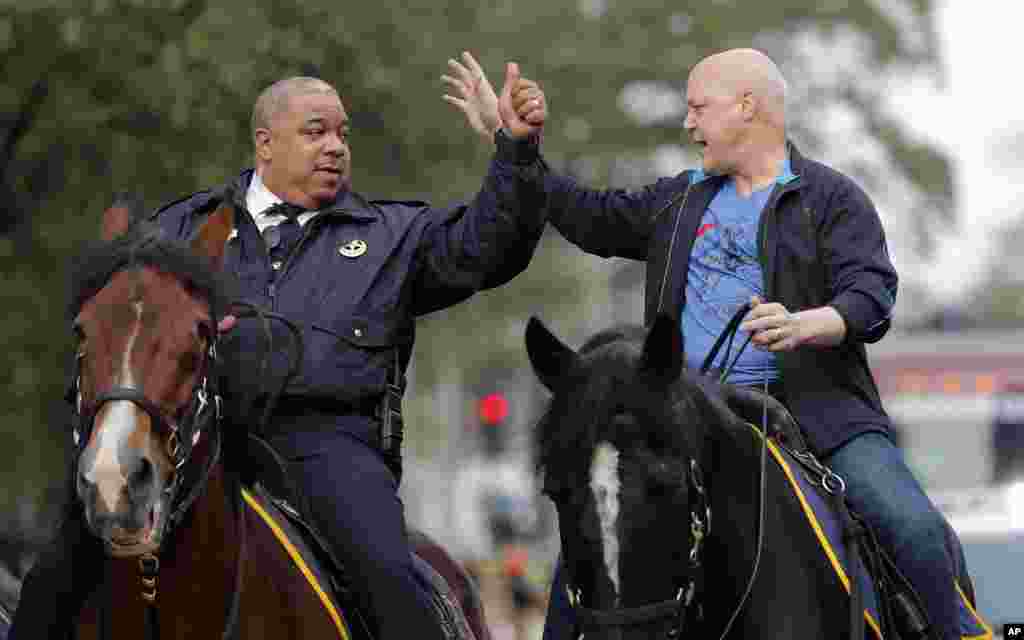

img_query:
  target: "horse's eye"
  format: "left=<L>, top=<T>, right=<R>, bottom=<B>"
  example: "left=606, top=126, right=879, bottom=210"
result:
left=72, top=324, right=87, bottom=354
left=543, top=486, right=571, bottom=504
left=646, top=461, right=682, bottom=495
left=196, top=321, right=213, bottom=343
left=180, top=348, right=202, bottom=373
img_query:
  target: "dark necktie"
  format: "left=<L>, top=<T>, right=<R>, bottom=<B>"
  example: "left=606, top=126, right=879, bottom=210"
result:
left=261, top=202, right=305, bottom=269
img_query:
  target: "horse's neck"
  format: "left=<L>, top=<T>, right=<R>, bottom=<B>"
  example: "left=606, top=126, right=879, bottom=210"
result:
left=704, top=419, right=770, bottom=575
left=168, top=462, right=238, bottom=566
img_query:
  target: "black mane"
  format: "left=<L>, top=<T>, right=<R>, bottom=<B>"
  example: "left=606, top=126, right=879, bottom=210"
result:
left=69, top=221, right=234, bottom=321
left=534, top=324, right=715, bottom=484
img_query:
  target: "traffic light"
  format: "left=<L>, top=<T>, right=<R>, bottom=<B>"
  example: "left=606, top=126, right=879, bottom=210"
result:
left=478, top=392, right=509, bottom=426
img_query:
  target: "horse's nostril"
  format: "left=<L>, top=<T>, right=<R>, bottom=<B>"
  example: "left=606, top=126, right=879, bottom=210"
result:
left=129, top=457, right=155, bottom=489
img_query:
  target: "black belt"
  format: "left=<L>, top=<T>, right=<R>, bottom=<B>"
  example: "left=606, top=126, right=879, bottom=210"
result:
left=263, top=395, right=379, bottom=419
left=257, top=392, right=404, bottom=482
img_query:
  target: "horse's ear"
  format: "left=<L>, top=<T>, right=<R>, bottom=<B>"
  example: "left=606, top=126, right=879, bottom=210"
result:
left=190, top=204, right=235, bottom=269
left=101, top=193, right=152, bottom=241
left=640, top=312, right=683, bottom=384
left=526, top=317, right=579, bottom=391
left=100, top=197, right=136, bottom=241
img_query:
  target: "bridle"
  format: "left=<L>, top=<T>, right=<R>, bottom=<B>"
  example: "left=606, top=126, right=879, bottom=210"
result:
left=557, top=303, right=765, bottom=640
left=71, top=325, right=224, bottom=541
left=70, top=289, right=304, bottom=640
left=560, top=459, right=711, bottom=639
left=71, top=318, right=229, bottom=640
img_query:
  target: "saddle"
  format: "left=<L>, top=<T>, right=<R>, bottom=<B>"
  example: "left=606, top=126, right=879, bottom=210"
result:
left=766, top=430, right=989, bottom=640
left=241, top=433, right=476, bottom=640
left=706, top=306, right=988, bottom=640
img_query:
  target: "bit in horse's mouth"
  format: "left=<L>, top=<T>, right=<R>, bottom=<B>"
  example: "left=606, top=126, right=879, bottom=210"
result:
left=143, top=502, right=161, bottom=542
left=106, top=504, right=160, bottom=554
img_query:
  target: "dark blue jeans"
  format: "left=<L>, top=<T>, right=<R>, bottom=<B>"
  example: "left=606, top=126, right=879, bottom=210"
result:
left=825, top=432, right=963, bottom=640
left=541, top=432, right=965, bottom=640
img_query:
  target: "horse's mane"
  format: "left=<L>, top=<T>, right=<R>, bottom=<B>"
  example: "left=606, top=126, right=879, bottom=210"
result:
left=69, top=220, right=234, bottom=320
left=534, top=324, right=714, bottom=483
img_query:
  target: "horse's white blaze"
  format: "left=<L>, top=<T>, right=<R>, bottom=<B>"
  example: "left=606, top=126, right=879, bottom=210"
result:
left=590, top=442, right=621, bottom=600
left=86, top=300, right=144, bottom=514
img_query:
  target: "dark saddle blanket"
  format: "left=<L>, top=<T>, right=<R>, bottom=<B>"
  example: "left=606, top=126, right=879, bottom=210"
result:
left=241, top=435, right=476, bottom=640
left=763, top=432, right=992, bottom=640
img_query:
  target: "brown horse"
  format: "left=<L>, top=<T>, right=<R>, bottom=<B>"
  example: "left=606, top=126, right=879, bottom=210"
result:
left=69, top=202, right=489, bottom=639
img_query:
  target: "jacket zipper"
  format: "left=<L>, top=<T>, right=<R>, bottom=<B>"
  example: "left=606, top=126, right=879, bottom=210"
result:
left=756, top=179, right=802, bottom=301
left=655, top=183, right=693, bottom=315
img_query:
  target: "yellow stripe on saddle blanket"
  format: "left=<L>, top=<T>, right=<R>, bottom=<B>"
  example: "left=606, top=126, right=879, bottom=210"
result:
left=748, top=424, right=992, bottom=640
left=241, top=485, right=352, bottom=640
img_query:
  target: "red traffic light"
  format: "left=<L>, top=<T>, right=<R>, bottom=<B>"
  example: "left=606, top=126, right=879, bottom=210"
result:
left=478, top=393, right=509, bottom=425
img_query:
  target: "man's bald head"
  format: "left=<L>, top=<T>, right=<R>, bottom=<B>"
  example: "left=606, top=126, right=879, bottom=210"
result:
left=251, top=77, right=340, bottom=139
left=690, top=48, right=787, bottom=129
left=683, top=49, right=789, bottom=181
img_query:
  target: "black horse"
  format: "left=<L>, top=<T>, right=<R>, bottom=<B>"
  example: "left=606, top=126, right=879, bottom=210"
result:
left=526, top=313, right=887, bottom=640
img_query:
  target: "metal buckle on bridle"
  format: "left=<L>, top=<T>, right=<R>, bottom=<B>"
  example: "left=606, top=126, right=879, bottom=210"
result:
left=689, top=459, right=710, bottom=564
left=139, top=553, right=160, bottom=603
left=566, top=584, right=582, bottom=608
left=72, top=374, right=83, bottom=447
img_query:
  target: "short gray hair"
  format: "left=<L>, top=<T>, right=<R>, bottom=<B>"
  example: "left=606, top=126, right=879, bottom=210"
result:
left=251, top=77, right=339, bottom=137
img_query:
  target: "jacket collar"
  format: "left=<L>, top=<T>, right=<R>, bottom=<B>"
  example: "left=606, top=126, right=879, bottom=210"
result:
left=687, top=141, right=802, bottom=189
left=228, top=169, right=378, bottom=222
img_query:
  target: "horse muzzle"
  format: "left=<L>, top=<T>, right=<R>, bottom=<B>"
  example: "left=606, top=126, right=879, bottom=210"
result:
left=78, top=471, right=169, bottom=557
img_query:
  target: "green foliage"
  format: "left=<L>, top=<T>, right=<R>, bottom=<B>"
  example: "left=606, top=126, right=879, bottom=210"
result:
left=0, top=0, right=946, bottom=524
left=969, top=220, right=1024, bottom=327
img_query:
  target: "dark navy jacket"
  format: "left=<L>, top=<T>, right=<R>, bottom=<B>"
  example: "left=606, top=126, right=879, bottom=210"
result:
left=152, top=135, right=546, bottom=452
left=537, top=144, right=898, bottom=455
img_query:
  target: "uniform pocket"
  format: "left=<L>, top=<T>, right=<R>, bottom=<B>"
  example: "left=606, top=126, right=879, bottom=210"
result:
left=298, top=314, right=410, bottom=401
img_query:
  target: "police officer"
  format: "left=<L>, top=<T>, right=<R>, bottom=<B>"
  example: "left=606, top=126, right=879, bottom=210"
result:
left=12, top=66, right=549, bottom=639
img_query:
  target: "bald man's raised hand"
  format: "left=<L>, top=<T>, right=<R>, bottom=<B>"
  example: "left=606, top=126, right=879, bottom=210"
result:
left=499, top=62, right=546, bottom=139
left=442, top=51, right=502, bottom=145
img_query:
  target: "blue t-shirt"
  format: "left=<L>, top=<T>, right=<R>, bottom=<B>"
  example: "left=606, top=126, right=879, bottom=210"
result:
left=681, top=162, right=795, bottom=386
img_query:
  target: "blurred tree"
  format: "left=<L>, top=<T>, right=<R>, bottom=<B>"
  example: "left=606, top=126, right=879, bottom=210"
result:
left=967, top=217, right=1024, bottom=327
left=0, top=0, right=948, bottom=527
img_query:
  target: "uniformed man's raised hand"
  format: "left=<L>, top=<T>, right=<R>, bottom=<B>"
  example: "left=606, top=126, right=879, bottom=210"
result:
left=499, top=62, right=546, bottom=139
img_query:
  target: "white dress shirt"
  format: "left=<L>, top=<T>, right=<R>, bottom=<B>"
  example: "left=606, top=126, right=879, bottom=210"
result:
left=245, top=172, right=319, bottom=234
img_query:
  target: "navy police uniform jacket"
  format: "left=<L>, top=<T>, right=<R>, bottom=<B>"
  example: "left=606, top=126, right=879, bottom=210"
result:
left=535, top=143, right=899, bottom=456
left=152, top=134, right=546, bottom=455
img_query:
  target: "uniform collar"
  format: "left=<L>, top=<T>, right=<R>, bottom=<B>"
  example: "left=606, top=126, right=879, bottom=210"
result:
left=246, top=172, right=321, bottom=233
left=236, top=169, right=377, bottom=230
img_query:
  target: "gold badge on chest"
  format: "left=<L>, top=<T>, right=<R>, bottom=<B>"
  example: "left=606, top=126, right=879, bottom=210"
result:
left=339, top=239, right=367, bottom=258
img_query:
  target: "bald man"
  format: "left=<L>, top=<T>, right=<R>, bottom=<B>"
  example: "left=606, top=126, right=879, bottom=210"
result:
left=446, top=49, right=975, bottom=640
